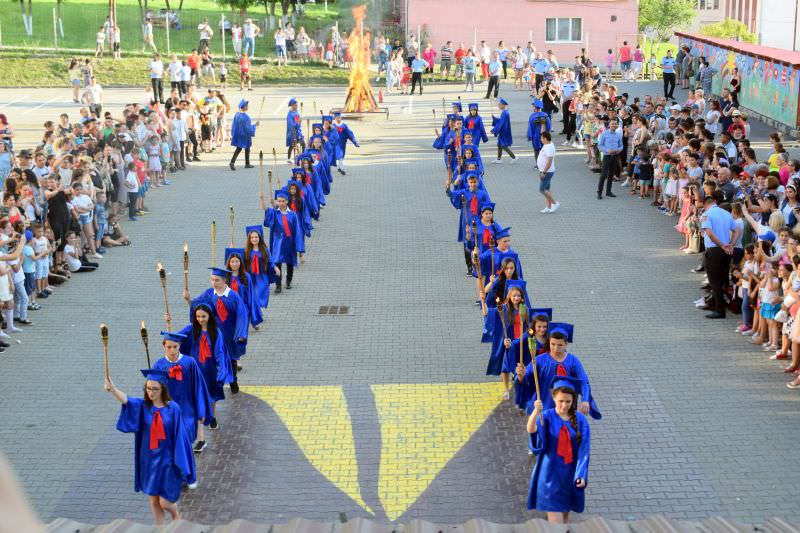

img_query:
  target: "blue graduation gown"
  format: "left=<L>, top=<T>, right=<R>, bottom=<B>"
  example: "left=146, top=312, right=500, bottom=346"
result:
left=479, top=247, right=524, bottom=286
left=491, top=109, right=513, bottom=147
left=264, top=207, right=305, bottom=266
left=517, top=352, right=602, bottom=419
left=152, top=355, right=213, bottom=442
left=450, top=189, right=491, bottom=243
left=280, top=188, right=314, bottom=237
left=178, top=325, right=233, bottom=403
left=528, top=409, right=590, bottom=513
left=484, top=305, right=524, bottom=375
left=507, top=333, right=548, bottom=408
left=116, top=398, right=195, bottom=502
left=197, top=287, right=249, bottom=360
left=230, top=111, right=256, bottom=149
left=228, top=272, right=263, bottom=327
left=333, top=122, right=359, bottom=159
left=321, top=130, right=339, bottom=168
left=245, top=249, right=276, bottom=309
left=481, top=279, right=532, bottom=341
left=526, top=111, right=551, bottom=151
left=465, top=114, right=489, bottom=144
left=470, top=221, right=502, bottom=255
left=286, top=110, right=304, bottom=147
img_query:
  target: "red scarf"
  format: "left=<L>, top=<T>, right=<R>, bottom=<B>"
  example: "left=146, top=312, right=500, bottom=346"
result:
left=556, top=363, right=567, bottom=376
left=290, top=201, right=298, bottom=213
left=230, top=276, right=240, bottom=294
left=482, top=228, right=491, bottom=245
left=556, top=423, right=574, bottom=464
left=168, top=365, right=183, bottom=381
left=513, top=312, right=521, bottom=339
left=281, top=213, right=292, bottom=237
left=199, top=332, right=211, bottom=364
left=468, top=118, right=476, bottom=130
left=250, top=253, right=261, bottom=275
left=149, top=410, right=166, bottom=450
left=216, top=297, right=228, bottom=322
left=469, top=195, right=478, bottom=216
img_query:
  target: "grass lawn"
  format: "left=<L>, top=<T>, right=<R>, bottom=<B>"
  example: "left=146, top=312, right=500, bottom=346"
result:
left=0, top=0, right=340, bottom=57
left=0, top=52, right=351, bottom=86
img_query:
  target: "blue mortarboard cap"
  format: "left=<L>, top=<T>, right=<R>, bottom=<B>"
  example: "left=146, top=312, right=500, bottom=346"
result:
left=531, top=307, right=554, bottom=320
left=140, top=368, right=169, bottom=384
left=462, top=144, right=478, bottom=154
left=452, top=101, right=462, bottom=111
left=758, top=231, right=777, bottom=242
left=245, top=225, right=263, bottom=239
left=191, top=293, right=215, bottom=313
left=225, top=247, right=245, bottom=263
left=287, top=179, right=304, bottom=191
left=288, top=97, right=298, bottom=106
left=275, top=190, right=289, bottom=200
left=309, top=134, right=323, bottom=145
left=312, top=123, right=323, bottom=131
left=504, top=279, right=527, bottom=297
left=238, top=99, right=249, bottom=109
left=493, top=226, right=512, bottom=240
left=532, top=98, right=544, bottom=108
left=498, top=98, right=509, bottom=106
left=465, top=171, right=479, bottom=181
left=323, top=115, right=333, bottom=122
left=548, top=322, right=574, bottom=343
left=298, top=153, right=313, bottom=161
left=160, top=331, right=188, bottom=343
left=208, top=266, right=232, bottom=278
left=333, top=111, right=342, bottom=117
left=468, top=102, right=478, bottom=111
left=551, top=375, right=583, bottom=392
left=292, top=167, right=305, bottom=176
left=480, top=202, right=495, bottom=212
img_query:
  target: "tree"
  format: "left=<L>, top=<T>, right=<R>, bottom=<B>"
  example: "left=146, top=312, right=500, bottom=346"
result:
left=701, top=18, right=757, bottom=43
left=217, top=0, right=256, bottom=20
left=639, top=0, right=697, bottom=42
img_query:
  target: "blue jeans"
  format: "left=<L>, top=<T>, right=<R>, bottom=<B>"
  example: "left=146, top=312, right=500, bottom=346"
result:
left=741, top=289, right=753, bottom=328
left=539, top=171, right=554, bottom=193
left=243, top=37, right=255, bottom=58
left=13, top=279, right=28, bottom=320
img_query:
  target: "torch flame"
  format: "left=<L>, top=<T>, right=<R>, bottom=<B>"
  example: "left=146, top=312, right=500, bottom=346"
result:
left=344, top=4, right=379, bottom=113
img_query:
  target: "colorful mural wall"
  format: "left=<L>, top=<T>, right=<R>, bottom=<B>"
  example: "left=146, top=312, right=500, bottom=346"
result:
left=679, top=35, right=800, bottom=128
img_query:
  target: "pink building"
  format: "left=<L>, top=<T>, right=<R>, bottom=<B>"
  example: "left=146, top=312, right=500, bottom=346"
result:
left=404, top=0, right=639, bottom=64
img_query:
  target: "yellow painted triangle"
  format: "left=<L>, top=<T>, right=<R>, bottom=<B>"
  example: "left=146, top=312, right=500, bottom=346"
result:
left=371, top=382, right=504, bottom=521
left=240, top=385, right=374, bottom=515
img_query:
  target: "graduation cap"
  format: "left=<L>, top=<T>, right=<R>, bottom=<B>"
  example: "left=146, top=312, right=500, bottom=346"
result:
left=160, top=331, right=188, bottom=343
left=548, top=322, right=574, bottom=343
left=551, top=375, right=583, bottom=393
left=191, top=293, right=215, bottom=314
left=288, top=97, right=298, bottom=107
left=292, top=167, right=305, bottom=176
left=275, top=190, right=289, bottom=200
left=312, top=123, right=323, bottom=132
left=298, top=153, right=313, bottom=161
left=493, top=226, right=512, bottom=241
left=245, top=225, right=263, bottom=239
left=462, top=143, right=478, bottom=154
left=532, top=98, right=544, bottom=108
left=498, top=98, right=509, bottom=106
left=322, top=115, right=334, bottom=123
left=451, top=101, right=462, bottom=112
left=309, top=134, right=324, bottom=145
left=530, top=307, right=554, bottom=320
left=225, top=247, right=245, bottom=264
left=504, top=279, right=527, bottom=297
left=479, top=202, right=495, bottom=213
left=465, top=172, right=479, bottom=181
left=140, top=368, right=169, bottom=384
left=238, top=99, right=249, bottom=109
left=468, top=103, right=479, bottom=111
left=332, top=111, right=342, bottom=118
left=287, top=179, right=304, bottom=190
left=208, top=267, right=232, bottom=278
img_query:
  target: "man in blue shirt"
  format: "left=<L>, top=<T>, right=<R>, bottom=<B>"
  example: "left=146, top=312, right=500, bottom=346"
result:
left=484, top=52, right=502, bottom=99
left=559, top=71, right=578, bottom=143
left=532, top=52, right=549, bottom=92
left=700, top=192, right=735, bottom=318
left=658, top=49, right=676, bottom=98
left=596, top=118, right=623, bottom=199
left=410, top=56, right=429, bottom=95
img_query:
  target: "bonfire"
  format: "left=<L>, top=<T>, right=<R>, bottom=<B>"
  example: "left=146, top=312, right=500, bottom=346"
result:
left=344, top=4, right=379, bottom=113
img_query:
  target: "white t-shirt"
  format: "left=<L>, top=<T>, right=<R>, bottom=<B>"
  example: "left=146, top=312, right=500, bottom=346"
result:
left=150, top=60, right=164, bottom=79
left=84, top=84, right=103, bottom=104
left=480, top=46, right=491, bottom=63
left=124, top=170, right=139, bottom=193
left=97, top=31, right=106, bottom=45
left=231, top=27, right=242, bottom=43
left=168, top=61, right=183, bottom=82
left=64, top=244, right=82, bottom=272
left=7, top=258, right=24, bottom=284
left=198, top=23, right=213, bottom=40
left=243, top=22, right=256, bottom=39
left=181, top=64, right=191, bottom=82
left=72, top=194, right=93, bottom=213
left=537, top=142, right=556, bottom=172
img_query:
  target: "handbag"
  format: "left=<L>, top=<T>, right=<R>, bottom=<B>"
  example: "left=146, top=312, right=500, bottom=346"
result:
left=688, top=230, right=701, bottom=253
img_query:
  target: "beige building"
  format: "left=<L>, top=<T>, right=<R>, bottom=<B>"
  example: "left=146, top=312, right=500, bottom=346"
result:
left=688, top=0, right=800, bottom=50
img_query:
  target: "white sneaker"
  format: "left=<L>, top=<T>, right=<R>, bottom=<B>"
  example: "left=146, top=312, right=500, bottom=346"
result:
left=694, top=297, right=705, bottom=305
left=491, top=159, right=502, bottom=164
left=509, top=157, right=517, bottom=165
left=549, top=202, right=560, bottom=212
left=561, top=140, right=571, bottom=146
left=540, top=207, right=551, bottom=214
left=577, top=143, right=585, bottom=149
left=571, top=141, right=580, bottom=148
left=8, top=326, right=22, bottom=333
left=91, top=253, right=104, bottom=259
left=621, top=179, right=630, bottom=187
left=0, top=331, right=9, bottom=339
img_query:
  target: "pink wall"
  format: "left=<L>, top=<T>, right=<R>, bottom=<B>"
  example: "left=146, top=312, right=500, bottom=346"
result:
left=406, top=0, right=639, bottom=64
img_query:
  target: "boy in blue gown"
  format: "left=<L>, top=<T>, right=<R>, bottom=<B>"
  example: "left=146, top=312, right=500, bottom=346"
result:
left=245, top=225, right=279, bottom=310
left=451, top=173, right=490, bottom=274
left=229, top=99, right=258, bottom=171
left=224, top=247, right=263, bottom=328
left=286, top=97, right=305, bottom=160
left=527, top=98, right=551, bottom=158
left=507, top=308, right=553, bottom=409
left=527, top=375, right=591, bottom=522
left=465, top=102, right=489, bottom=144
left=107, top=368, right=196, bottom=524
left=332, top=112, right=360, bottom=175
left=259, top=189, right=305, bottom=292
left=515, top=323, right=602, bottom=419
left=490, top=98, right=517, bottom=163
left=151, top=331, right=213, bottom=453
left=479, top=226, right=524, bottom=286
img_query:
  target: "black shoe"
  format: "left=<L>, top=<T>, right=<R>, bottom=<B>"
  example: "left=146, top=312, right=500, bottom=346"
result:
left=701, top=283, right=711, bottom=290
left=286, top=282, right=292, bottom=290
left=705, top=312, right=725, bottom=319
left=245, top=164, right=255, bottom=169
left=606, top=192, right=617, bottom=197
left=275, top=284, right=282, bottom=294
left=338, top=168, right=346, bottom=175
left=193, top=440, right=207, bottom=453
left=17, top=319, right=33, bottom=325
left=0, top=341, right=9, bottom=348
left=597, top=194, right=603, bottom=199
left=209, top=418, right=219, bottom=430
left=193, top=156, right=201, bottom=162
left=692, top=265, right=705, bottom=273
left=229, top=162, right=236, bottom=171
left=236, top=363, right=243, bottom=371
left=230, top=381, right=239, bottom=394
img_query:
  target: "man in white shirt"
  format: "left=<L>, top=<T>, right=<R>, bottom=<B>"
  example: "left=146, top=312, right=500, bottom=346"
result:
left=168, top=54, right=183, bottom=94
left=149, top=53, right=165, bottom=104
left=536, top=131, right=559, bottom=213
left=480, top=41, right=491, bottom=80
left=242, top=19, right=259, bottom=59
left=231, top=23, right=242, bottom=58
left=82, top=77, right=104, bottom=117
left=197, top=18, right=214, bottom=51
left=95, top=27, right=106, bottom=58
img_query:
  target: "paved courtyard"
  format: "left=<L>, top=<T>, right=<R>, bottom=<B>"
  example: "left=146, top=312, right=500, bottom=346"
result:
left=0, top=80, right=798, bottom=526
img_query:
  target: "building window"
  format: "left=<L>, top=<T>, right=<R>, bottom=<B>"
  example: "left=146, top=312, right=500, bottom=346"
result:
left=545, top=18, right=582, bottom=42
left=698, top=0, right=706, bottom=8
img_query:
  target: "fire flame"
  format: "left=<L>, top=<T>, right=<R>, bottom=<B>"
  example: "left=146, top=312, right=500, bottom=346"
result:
left=344, top=4, right=379, bottom=113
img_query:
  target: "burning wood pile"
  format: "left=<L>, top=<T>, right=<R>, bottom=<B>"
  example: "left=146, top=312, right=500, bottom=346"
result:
left=344, top=4, right=380, bottom=113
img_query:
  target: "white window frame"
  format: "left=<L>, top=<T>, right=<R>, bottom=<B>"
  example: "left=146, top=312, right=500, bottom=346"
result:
left=545, top=18, right=583, bottom=43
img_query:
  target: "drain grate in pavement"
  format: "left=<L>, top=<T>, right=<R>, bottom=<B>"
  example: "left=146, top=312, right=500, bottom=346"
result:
left=318, top=306, right=351, bottom=315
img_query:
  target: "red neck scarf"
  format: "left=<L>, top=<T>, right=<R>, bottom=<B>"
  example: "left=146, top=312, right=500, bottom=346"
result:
left=290, top=201, right=298, bottom=213
left=230, top=276, right=240, bottom=294
left=216, top=297, right=228, bottom=322
left=513, top=312, right=521, bottom=339
left=199, top=332, right=212, bottom=363
left=469, top=195, right=478, bottom=216
left=468, top=118, right=476, bottom=130
left=482, top=227, right=491, bottom=245
left=556, top=363, right=567, bottom=376
left=281, top=213, right=292, bottom=237
left=250, top=252, right=261, bottom=275
left=168, top=364, right=183, bottom=381
left=149, top=410, right=166, bottom=450
left=557, top=423, right=574, bottom=464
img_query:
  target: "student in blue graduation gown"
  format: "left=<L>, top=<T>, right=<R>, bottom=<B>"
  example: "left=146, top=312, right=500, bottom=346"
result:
left=178, top=298, right=233, bottom=427
left=245, top=225, right=280, bottom=310
left=527, top=375, right=591, bottom=523
left=284, top=175, right=315, bottom=234
left=490, top=98, right=517, bottom=163
left=508, top=308, right=552, bottom=409
left=286, top=97, right=305, bottom=160
left=451, top=161, right=486, bottom=193
left=229, top=99, right=259, bottom=171
left=451, top=173, right=490, bottom=274
left=151, top=331, right=213, bottom=453
left=296, top=160, right=322, bottom=216
left=321, top=116, right=339, bottom=169
left=259, top=190, right=305, bottom=292
left=433, top=115, right=456, bottom=163
left=224, top=247, right=263, bottom=329
left=527, top=98, right=551, bottom=158
left=106, top=369, right=196, bottom=525
left=461, top=145, right=484, bottom=176
left=473, top=203, right=502, bottom=257
left=516, top=324, right=602, bottom=419
left=332, top=112, right=360, bottom=175
left=484, top=280, right=529, bottom=399
left=182, top=267, right=250, bottom=394
left=479, top=226, right=524, bottom=288
left=465, top=103, right=489, bottom=144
